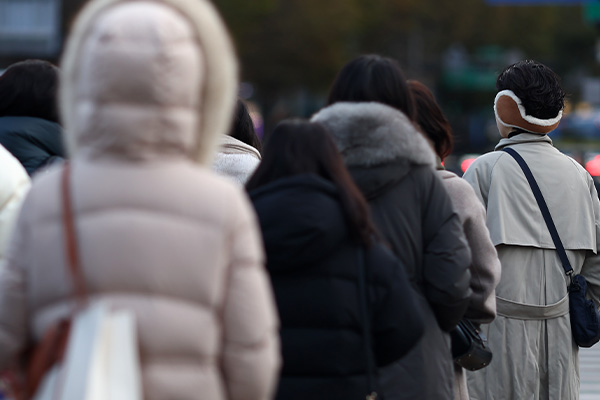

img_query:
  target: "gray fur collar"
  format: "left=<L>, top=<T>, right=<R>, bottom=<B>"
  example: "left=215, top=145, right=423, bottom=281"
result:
left=311, top=102, right=435, bottom=168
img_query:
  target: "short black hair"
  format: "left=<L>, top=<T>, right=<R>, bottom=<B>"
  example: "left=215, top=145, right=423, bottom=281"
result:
left=0, top=59, right=60, bottom=123
left=496, top=60, right=564, bottom=120
left=327, top=54, right=416, bottom=120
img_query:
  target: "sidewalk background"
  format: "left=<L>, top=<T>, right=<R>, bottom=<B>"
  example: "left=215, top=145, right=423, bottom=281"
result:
left=581, top=345, right=600, bottom=399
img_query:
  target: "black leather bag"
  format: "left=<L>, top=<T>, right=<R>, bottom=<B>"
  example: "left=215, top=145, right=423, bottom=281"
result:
left=569, top=274, right=600, bottom=347
left=450, top=319, right=493, bottom=371
left=503, top=147, right=600, bottom=348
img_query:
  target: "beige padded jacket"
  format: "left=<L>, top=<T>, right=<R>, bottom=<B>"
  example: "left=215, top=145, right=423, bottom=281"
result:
left=0, top=1, right=280, bottom=400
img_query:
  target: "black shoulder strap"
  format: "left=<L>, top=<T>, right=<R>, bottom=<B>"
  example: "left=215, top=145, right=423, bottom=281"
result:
left=357, top=248, right=378, bottom=397
left=502, top=147, right=573, bottom=276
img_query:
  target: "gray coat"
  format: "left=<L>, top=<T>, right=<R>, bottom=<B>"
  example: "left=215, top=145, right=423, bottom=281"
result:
left=312, top=102, right=472, bottom=400
left=438, top=170, right=501, bottom=400
left=463, top=133, right=600, bottom=400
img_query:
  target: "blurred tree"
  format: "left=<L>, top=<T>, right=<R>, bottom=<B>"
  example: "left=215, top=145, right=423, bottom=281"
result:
left=57, top=0, right=598, bottom=98
left=215, top=0, right=361, bottom=92
left=49, top=0, right=599, bottom=140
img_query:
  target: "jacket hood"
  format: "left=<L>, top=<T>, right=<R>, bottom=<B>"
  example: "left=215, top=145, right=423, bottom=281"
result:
left=348, top=160, right=412, bottom=200
left=249, top=175, right=348, bottom=272
left=60, top=0, right=238, bottom=165
left=311, top=102, right=436, bottom=168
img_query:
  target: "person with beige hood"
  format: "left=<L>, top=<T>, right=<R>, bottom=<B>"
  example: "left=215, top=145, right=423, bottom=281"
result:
left=0, top=1, right=280, bottom=400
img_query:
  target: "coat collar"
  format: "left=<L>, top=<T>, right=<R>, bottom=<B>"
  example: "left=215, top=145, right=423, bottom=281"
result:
left=494, top=133, right=553, bottom=151
left=249, top=174, right=347, bottom=271
left=219, top=135, right=261, bottom=159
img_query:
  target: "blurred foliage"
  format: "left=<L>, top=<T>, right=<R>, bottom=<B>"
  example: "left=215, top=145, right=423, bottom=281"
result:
left=57, top=0, right=599, bottom=141
left=214, top=0, right=360, bottom=93
left=212, top=0, right=598, bottom=95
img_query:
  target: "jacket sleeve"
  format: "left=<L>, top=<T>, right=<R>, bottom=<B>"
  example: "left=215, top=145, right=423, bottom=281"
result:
left=0, top=193, right=32, bottom=370
left=459, top=184, right=501, bottom=323
left=421, top=169, right=472, bottom=331
left=221, top=191, right=281, bottom=400
left=370, top=247, right=425, bottom=367
left=579, top=175, right=600, bottom=307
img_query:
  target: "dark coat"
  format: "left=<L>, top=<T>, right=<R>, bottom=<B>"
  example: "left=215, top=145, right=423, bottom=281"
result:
left=0, top=116, right=65, bottom=176
left=249, top=174, right=425, bottom=400
left=312, top=102, right=472, bottom=400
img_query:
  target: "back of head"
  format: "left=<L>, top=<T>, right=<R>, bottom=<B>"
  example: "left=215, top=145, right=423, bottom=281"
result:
left=408, top=80, right=453, bottom=160
left=496, top=60, right=564, bottom=120
left=0, top=60, right=60, bottom=123
left=228, top=99, right=262, bottom=153
left=60, top=0, right=238, bottom=164
left=247, top=120, right=341, bottom=189
left=327, top=54, right=416, bottom=120
left=246, top=119, right=375, bottom=246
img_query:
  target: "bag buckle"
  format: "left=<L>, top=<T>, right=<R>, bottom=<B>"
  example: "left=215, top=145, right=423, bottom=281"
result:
left=567, top=270, right=574, bottom=287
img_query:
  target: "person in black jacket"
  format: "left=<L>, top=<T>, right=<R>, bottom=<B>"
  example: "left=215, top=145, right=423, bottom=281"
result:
left=312, top=54, right=472, bottom=400
left=0, top=60, right=65, bottom=176
left=247, top=119, right=425, bottom=400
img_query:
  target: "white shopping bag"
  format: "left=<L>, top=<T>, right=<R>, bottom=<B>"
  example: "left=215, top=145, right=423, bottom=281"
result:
left=33, top=302, right=142, bottom=400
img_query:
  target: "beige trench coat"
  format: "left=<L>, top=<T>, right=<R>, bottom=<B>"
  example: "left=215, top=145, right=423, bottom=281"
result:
left=463, top=133, right=600, bottom=400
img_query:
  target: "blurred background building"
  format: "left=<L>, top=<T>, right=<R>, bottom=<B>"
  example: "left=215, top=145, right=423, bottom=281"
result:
left=4, top=0, right=600, bottom=175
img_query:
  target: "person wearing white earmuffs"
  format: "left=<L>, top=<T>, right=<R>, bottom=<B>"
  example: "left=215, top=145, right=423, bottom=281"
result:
left=463, top=60, right=600, bottom=400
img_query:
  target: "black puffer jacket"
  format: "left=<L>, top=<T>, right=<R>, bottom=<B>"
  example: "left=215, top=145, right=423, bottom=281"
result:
left=312, top=102, right=472, bottom=400
left=0, top=116, right=65, bottom=176
left=249, top=174, right=424, bottom=400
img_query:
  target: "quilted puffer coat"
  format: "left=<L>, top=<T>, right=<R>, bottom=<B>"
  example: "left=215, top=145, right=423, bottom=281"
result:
left=250, top=174, right=425, bottom=400
left=0, top=144, right=29, bottom=261
left=0, top=1, right=280, bottom=400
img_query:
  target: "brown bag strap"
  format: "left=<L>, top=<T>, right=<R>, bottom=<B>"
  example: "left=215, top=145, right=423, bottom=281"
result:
left=12, top=165, right=84, bottom=400
left=61, top=164, right=87, bottom=303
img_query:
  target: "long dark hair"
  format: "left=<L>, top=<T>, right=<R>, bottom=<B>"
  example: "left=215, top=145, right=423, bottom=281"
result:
left=246, top=119, right=376, bottom=246
left=228, top=98, right=262, bottom=153
left=327, top=54, right=416, bottom=121
left=408, top=80, right=454, bottom=160
left=0, top=59, right=60, bottom=123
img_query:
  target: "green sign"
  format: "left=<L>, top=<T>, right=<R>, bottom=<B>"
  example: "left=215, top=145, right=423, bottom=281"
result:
left=584, top=3, right=600, bottom=22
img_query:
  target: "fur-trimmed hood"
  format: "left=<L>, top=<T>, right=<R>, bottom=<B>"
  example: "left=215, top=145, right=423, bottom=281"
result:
left=310, top=102, right=435, bottom=168
left=60, top=0, right=238, bottom=165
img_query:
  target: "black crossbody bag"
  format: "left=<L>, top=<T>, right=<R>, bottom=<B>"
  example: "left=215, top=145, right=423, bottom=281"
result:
left=450, top=319, right=493, bottom=371
left=503, top=147, right=600, bottom=348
